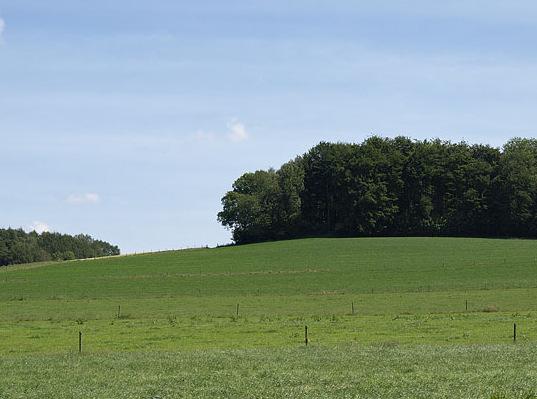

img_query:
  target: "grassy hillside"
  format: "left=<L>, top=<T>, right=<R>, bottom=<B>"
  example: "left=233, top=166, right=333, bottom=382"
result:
left=2, top=237, right=537, bottom=398
left=4, top=237, right=537, bottom=299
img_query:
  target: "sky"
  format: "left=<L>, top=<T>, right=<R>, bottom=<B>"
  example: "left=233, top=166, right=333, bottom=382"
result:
left=1, top=1, right=537, bottom=253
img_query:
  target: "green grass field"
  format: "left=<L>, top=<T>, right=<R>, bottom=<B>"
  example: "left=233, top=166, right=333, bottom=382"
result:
left=2, top=237, right=537, bottom=398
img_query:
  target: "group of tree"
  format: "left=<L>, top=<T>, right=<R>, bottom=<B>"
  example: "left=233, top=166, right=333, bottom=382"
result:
left=218, top=136, right=537, bottom=244
left=0, top=229, right=120, bottom=266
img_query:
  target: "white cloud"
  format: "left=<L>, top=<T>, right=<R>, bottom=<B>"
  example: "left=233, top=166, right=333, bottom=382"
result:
left=227, top=120, right=249, bottom=142
left=66, top=193, right=101, bottom=205
left=0, top=18, right=4, bottom=39
left=27, top=221, right=50, bottom=234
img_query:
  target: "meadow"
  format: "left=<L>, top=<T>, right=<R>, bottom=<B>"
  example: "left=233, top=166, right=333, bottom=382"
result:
left=2, top=237, right=537, bottom=398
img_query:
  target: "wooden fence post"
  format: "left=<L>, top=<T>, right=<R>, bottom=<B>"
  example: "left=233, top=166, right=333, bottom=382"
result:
left=514, top=323, right=517, bottom=342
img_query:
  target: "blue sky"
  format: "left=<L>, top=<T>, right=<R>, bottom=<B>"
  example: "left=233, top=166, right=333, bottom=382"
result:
left=1, top=1, right=537, bottom=252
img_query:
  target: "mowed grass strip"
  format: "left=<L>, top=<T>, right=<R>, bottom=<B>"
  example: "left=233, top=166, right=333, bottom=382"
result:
left=0, top=312, right=534, bottom=354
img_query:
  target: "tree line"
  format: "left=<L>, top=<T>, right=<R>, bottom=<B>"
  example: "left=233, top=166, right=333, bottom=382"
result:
left=0, top=228, right=120, bottom=266
left=218, top=137, right=537, bottom=244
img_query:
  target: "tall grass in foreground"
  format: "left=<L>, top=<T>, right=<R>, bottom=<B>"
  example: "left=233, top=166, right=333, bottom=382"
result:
left=1, top=344, right=537, bottom=399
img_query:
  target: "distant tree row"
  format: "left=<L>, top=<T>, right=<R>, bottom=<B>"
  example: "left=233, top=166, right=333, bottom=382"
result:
left=0, top=229, right=120, bottom=266
left=218, top=137, right=537, bottom=244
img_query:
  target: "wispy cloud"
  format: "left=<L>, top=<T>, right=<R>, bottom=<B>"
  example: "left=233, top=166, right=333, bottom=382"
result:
left=227, top=120, right=249, bottom=142
left=0, top=17, right=5, bottom=39
left=66, top=193, right=101, bottom=205
left=27, top=221, right=50, bottom=234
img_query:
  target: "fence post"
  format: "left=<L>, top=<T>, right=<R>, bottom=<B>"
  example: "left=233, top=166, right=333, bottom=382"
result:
left=514, top=323, right=517, bottom=342
left=305, top=325, right=308, bottom=346
left=79, top=331, right=82, bottom=353
left=236, top=303, right=240, bottom=317
left=351, top=301, right=355, bottom=315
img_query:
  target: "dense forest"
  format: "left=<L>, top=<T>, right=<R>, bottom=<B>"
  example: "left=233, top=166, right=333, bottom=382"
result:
left=0, top=229, right=120, bottom=266
left=219, top=137, right=537, bottom=244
